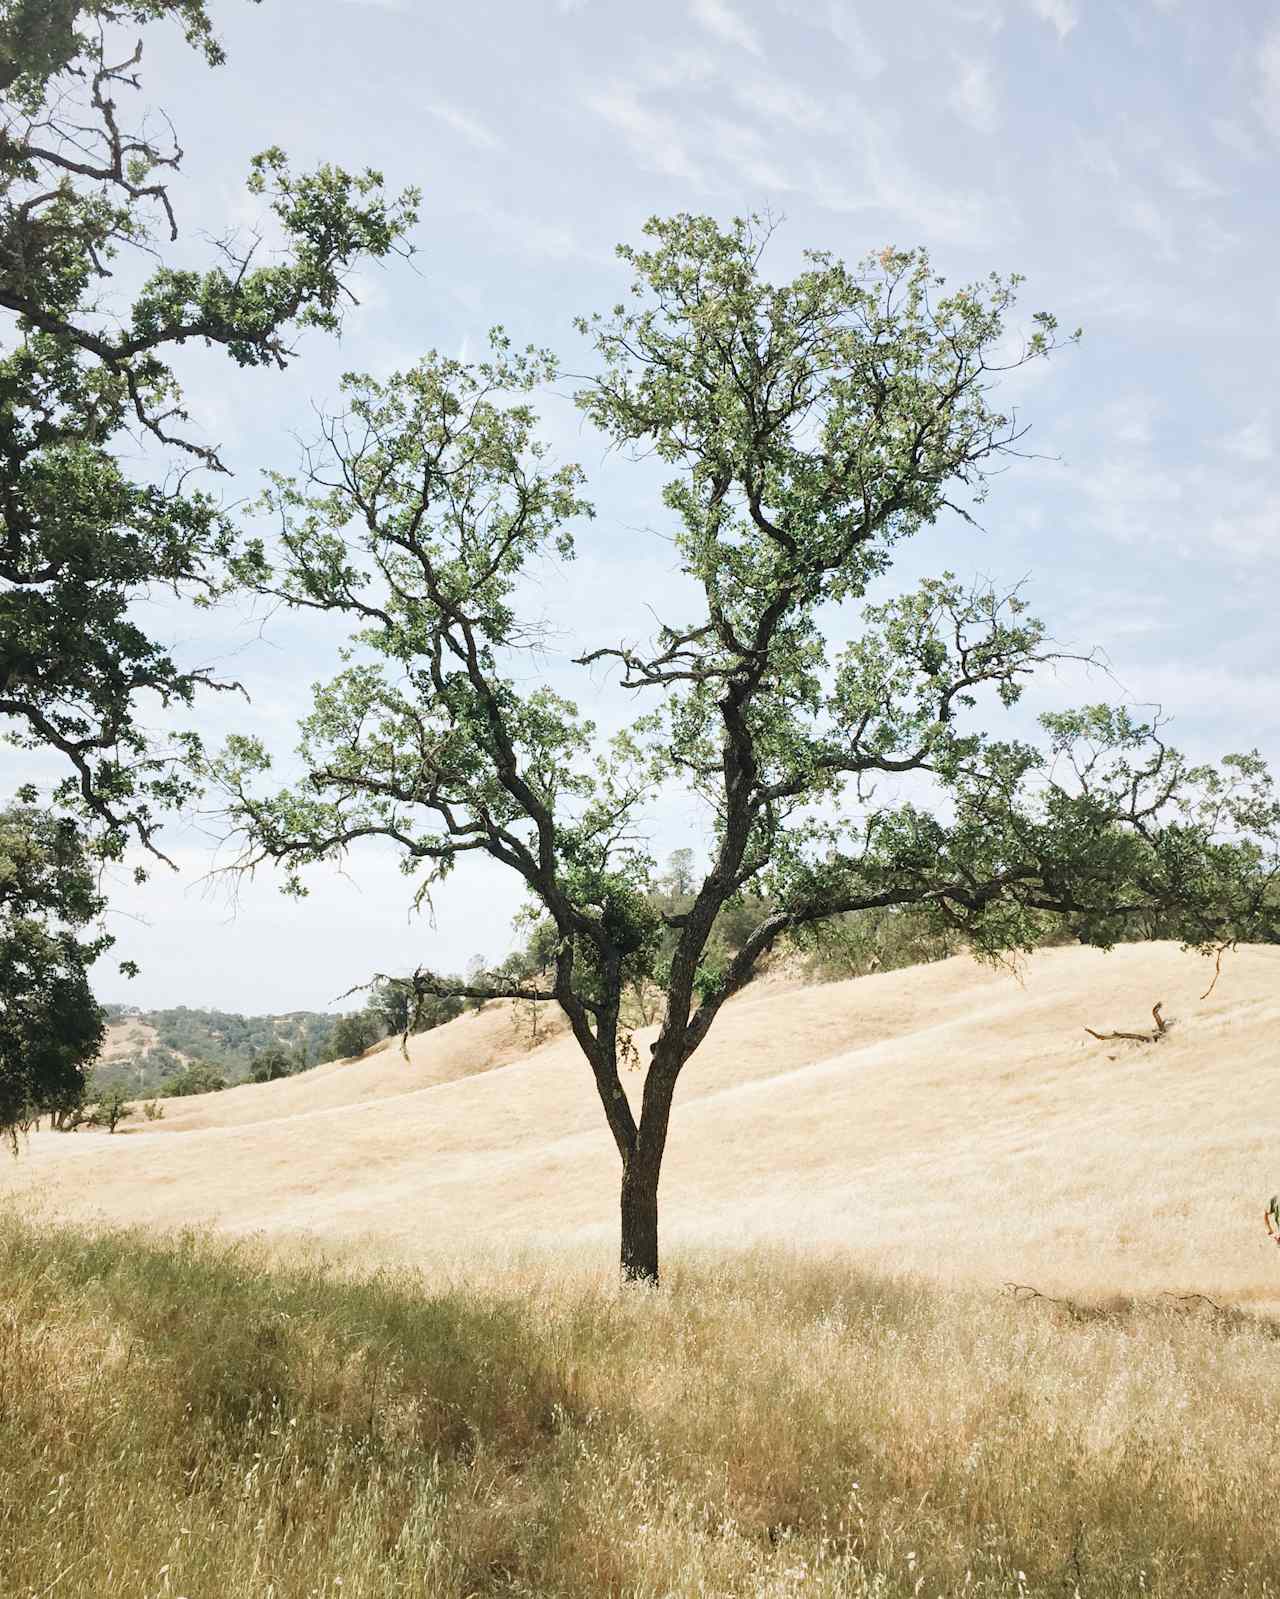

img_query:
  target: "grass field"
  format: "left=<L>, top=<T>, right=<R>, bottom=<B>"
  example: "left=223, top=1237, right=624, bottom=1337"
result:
left=5, top=943, right=1280, bottom=1309
left=2, top=1216, right=1278, bottom=1598
left=6, top=941, right=1280, bottom=1595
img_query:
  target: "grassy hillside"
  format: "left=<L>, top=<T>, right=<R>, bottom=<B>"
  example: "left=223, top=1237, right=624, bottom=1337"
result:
left=8, top=943, right=1280, bottom=1309
left=2, top=1216, right=1277, bottom=1598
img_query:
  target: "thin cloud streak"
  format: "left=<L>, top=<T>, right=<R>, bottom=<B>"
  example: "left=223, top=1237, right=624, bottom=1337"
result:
left=427, top=102, right=503, bottom=150
left=1030, top=0, right=1078, bottom=40
left=691, top=0, right=765, bottom=56
left=776, top=0, right=887, bottom=77
left=948, top=58, right=999, bottom=132
left=1258, top=22, right=1280, bottom=137
left=585, top=84, right=704, bottom=181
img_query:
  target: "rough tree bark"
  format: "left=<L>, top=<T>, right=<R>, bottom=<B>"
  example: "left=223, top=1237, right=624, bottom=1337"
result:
left=620, top=1152, right=662, bottom=1284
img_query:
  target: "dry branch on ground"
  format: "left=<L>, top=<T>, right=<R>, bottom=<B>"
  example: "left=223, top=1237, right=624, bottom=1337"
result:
left=1084, top=1001, right=1170, bottom=1044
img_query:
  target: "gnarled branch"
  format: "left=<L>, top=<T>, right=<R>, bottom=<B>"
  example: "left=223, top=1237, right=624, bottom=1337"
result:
left=1084, top=1002, right=1169, bottom=1044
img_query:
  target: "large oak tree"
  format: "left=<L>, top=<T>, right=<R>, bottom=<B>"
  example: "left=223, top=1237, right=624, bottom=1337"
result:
left=0, top=1, right=415, bottom=1127
left=217, top=216, right=1280, bottom=1282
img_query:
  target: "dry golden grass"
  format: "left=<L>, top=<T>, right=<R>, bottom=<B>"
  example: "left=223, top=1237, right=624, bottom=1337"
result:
left=5, top=942, right=1280, bottom=1311
left=1, top=1217, right=1278, bottom=1598
left=7, top=945, right=1280, bottom=1594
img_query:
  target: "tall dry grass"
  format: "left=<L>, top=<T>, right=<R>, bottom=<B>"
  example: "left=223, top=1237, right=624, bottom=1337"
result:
left=1, top=1213, right=1278, bottom=1597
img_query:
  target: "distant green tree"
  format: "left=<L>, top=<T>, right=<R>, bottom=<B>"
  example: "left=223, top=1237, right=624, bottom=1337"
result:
left=370, top=979, right=414, bottom=1038
left=216, top=216, right=1280, bottom=1283
left=92, top=1085, right=133, bottom=1132
left=249, top=1044, right=292, bottom=1083
left=156, top=1061, right=226, bottom=1097
left=328, top=1011, right=385, bottom=1060
left=0, top=806, right=106, bottom=1142
left=662, top=849, right=696, bottom=897
left=47, top=1066, right=97, bottom=1131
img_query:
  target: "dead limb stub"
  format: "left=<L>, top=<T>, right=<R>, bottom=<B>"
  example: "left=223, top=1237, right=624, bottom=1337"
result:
left=1003, top=1283, right=1096, bottom=1322
left=1159, top=1291, right=1225, bottom=1313
left=1005, top=1282, right=1072, bottom=1306
left=1084, top=1001, right=1169, bottom=1044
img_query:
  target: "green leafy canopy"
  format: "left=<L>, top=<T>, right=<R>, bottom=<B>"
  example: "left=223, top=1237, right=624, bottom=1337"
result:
left=0, top=0, right=419, bottom=867
left=0, top=802, right=108, bottom=1140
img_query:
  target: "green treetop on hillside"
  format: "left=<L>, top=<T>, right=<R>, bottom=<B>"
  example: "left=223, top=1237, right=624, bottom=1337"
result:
left=214, top=215, right=1280, bottom=1282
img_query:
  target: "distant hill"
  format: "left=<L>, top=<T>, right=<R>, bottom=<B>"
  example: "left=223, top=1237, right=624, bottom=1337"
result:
left=95, top=1005, right=341, bottom=1095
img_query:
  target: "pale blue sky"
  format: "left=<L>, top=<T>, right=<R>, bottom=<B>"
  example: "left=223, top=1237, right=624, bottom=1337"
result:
left=45, top=0, right=1279, bottom=1012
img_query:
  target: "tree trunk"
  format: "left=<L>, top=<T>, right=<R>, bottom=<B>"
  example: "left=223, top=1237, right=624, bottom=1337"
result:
left=620, top=1153, right=661, bottom=1284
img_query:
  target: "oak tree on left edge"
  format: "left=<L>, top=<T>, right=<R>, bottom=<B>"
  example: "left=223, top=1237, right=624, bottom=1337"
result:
left=0, top=0, right=417, bottom=1132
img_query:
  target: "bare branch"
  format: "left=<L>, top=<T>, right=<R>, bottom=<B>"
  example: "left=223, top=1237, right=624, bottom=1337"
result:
left=1083, top=1002, right=1170, bottom=1045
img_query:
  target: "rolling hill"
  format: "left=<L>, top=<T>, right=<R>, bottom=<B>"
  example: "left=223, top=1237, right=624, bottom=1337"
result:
left=6, top=941, right=1279, bottom=1308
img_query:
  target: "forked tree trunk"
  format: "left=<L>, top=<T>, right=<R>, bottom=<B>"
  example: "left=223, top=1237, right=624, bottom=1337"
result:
left=620, top=1151, right=661, bottom=1284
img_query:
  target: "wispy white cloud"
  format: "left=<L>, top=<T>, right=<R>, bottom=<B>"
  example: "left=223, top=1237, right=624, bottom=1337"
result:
left=1096, top=396, right=1157, bottom=448
left=732, top=75, right=839, bottom=133
left=1030, top=0, right=1078, bottom=40
left=1076, top=455, right=1201, bottom=553
left=1209, top=492, right=1280, bottom=560
left=946, top=0, right=1005, bottom=25
left=1210, top=116, right=1261, bottom=162
left=776, top=0, right=886, bottom=77
left=948, top=59, right=999, bottom=133
left=648, top=50, right=722, bottom=91
left=426, top=102, right=503, bottom=150
left=1128, top=196, right=1178, bottom=261
left=1102, top=661, right=1280, bottom=725
left=691, top=0, right=764, bottom=56
left=1162, top=158, right=1223, bottom=197
left=1220, top=419, right=1273, bottom=464
left=584, top=84, right=703, bottom=181
left=806, top=134, right=993, bottom=245
left=708, top=118, right=795, bottom=190
left=474, top=207, right=612, bottom=266
left=1074, top=131, right=1122, bottom=183
left=1258, top=22, right=1280, bottom=137
left=1077, top=443, right=1280, bottom=565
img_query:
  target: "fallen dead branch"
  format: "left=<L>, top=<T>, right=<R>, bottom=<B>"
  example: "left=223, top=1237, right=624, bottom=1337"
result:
left=1009, top=1283, right=1246, bottom=1327
left=1005, top=1282, right=1072, bottom=1306
left=1084, top=1001, right=1169, bottom=1044
left=1159, top=1291, right=1225, bottom=1314
left=1003, top=1282, right=1110, bottom=1322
